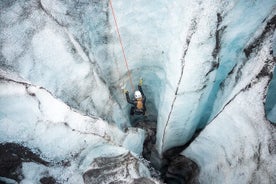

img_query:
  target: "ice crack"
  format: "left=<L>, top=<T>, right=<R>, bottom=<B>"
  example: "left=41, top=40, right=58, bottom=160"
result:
left=161, top=18, right=198, bottom=152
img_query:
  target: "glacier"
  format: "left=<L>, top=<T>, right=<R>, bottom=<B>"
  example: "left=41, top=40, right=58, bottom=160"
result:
left=0, top=0, right=276, bottom=183
left=0, top=70, right=157, bottom=183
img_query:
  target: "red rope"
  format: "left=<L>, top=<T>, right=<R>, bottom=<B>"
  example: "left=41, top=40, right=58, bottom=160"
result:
left=109, top=0, right=134, bottom=92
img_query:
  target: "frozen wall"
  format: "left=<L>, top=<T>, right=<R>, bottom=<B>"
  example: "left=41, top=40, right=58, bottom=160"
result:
left=0, top=0, right=276, bottom=183
left=155, top=0, right=276, bottom=154
left=0, top=0, right=129, bottom=129
left=183, top=25, right=276, bottom=183
left=266, top=67, right=276, bottom=123
left=0, top=69, right=154, bottom=183
left=1, top=0, right=275, bottom=150
left=105, top=0, right=276, bottom=154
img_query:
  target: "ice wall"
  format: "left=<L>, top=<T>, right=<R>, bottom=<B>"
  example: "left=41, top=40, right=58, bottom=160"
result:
left=266, top=67, right=276, bottom=123
left=265, top=31, right=276, bottom=123
left=183, top=24, right=276, bottom=182
left=0, top=70, right=154, bottom=183
left=155, top=0, right=276, bottom=154
left=106, top=0, right=276, bottom=154
left=1, top=0, right=276, bottom=182
left=0, top=0, right=129, bottom=129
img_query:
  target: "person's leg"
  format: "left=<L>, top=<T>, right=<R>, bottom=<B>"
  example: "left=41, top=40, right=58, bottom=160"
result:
left=130, top=107, right=135, bottom=115
left=143, top=106, right=146, bottom=115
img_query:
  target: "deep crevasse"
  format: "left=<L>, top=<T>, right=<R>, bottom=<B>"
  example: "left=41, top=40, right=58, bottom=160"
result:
left=0, top=0, right=276, bottom=183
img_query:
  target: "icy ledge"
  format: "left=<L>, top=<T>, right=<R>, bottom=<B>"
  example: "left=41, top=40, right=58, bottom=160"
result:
left=0, top=71, right=159, bottom=183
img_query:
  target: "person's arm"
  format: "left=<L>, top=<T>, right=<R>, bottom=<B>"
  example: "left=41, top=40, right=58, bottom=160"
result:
left=138, top=85, right=146, bottom=105
left=125, top=91, right=135, bottom=105
left=138, top=78, right=146, bottom=102
left=138, top=78, right=144, bottom=96
left=138, top=85, right=145, bottom=97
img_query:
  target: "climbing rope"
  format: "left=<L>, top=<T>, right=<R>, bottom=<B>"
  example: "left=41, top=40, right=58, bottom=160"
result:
left=109, top=0, right=135, bottom=92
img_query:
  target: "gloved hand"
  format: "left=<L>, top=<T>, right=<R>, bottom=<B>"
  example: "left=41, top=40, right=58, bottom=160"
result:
left=139, top=78, right=143, bottom=86
left=123, top=89, right=128, bottom=94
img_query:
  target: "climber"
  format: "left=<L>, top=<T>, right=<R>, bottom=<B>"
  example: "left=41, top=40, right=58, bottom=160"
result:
left=124, top=79, right=146, bottom=116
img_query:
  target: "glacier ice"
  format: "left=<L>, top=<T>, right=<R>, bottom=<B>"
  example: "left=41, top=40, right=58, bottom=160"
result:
left=0, top=71, right=155, bottom=183
left=0, top=0, right=130, bottom=130
left=266, top=67, right=276, bottom=123
left=183, top=24, right=276, bottom=183
left=0, top=0, right=276, bottom=183
left=155, top=0, right=276, bottom=154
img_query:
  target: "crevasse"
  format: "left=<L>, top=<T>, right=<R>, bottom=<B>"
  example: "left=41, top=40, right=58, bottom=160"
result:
left=0, top=0, right=276, bottom=183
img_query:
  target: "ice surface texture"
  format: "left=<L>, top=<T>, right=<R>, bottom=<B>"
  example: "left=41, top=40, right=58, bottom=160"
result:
left=266, top=66, right=276, bottom=123
left=0, top=0, right=276, bottom=183
left=0, top=71, right=154, bottom=183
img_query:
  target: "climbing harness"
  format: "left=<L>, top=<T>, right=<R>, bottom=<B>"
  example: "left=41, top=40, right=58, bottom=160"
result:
left=109, top=0, right=134, bottom=92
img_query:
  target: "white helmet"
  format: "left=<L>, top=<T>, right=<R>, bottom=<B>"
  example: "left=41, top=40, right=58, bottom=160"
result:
left=134, top=91, right=142, bottom=99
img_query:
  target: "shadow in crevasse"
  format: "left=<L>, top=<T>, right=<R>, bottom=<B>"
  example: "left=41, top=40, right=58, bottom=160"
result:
left=132, top=116, right=200, bottom=184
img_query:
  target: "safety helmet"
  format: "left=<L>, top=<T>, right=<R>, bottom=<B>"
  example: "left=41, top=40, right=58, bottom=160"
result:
left=134, top=91, right=142, bottom=99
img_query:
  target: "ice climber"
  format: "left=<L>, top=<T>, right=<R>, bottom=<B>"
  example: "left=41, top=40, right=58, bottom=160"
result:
left=124, top=79, right=146, bottom=116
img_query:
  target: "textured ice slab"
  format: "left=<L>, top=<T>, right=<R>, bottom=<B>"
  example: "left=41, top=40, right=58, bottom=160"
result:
left=184, top=80, right=276, bottom=183
left=0, top=0, right=129, bottom=129
left=83, top=152, right=155, bottom=184
left=183, top=16, right=276, bottom=183
left=0, top=71, right=154, bottom=183
left=155, top=0, right=276, bottom=154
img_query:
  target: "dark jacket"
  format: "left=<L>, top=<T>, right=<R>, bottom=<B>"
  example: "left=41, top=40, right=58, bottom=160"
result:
left=125, top=85, right=146, bottom=113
